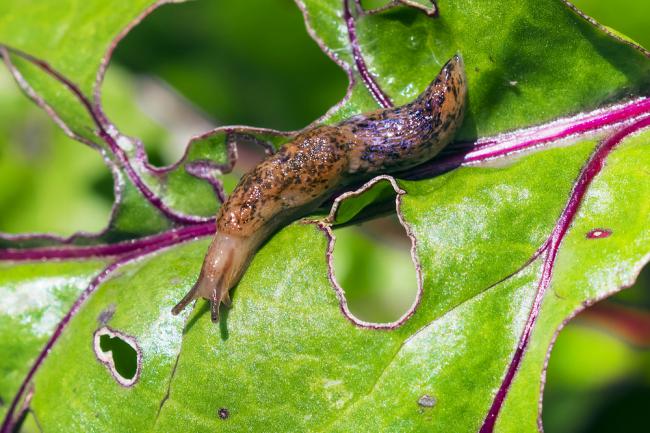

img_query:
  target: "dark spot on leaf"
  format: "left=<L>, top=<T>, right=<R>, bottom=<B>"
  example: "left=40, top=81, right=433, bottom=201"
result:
left=98, top=304, right=116, bottom=325
left=218, top=408, right=229, bottom=420
left=93, top=327, right=141, bottom=387
left=418, top=394, right=436, bottom=408
left=586, top=228, right=612, bottom=239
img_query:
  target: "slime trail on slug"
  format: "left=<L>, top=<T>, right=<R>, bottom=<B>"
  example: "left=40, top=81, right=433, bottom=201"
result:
left=172, top=55, right=467, bottom=322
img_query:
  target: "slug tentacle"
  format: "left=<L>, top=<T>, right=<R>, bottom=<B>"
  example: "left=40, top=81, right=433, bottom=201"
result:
left=172, top=55, right=467, bottom=322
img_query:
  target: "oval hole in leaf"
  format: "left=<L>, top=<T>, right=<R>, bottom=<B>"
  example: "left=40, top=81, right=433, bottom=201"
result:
left=93, top=326, right=141, bottom=387
left=324, top=176, right=420, bottom=326
left=332, top=214, right=418, bottom=323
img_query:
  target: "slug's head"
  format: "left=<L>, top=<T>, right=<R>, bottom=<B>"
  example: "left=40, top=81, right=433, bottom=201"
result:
left=172, top=232, right=256, bottom=322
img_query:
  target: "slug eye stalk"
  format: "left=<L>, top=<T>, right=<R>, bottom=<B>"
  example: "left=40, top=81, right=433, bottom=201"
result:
left=172, top=55, right=467, bottom=322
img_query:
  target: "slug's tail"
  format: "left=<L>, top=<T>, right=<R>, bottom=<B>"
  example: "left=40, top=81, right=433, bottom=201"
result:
left=171, top=232, right=251, bottom=322
left=417, top=54, right=466, bottom=123
left=341, top=54, right=467, bottom=175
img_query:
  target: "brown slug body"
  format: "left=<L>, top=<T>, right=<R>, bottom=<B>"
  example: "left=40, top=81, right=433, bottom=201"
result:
left=172, top=55, right=467, bottom=322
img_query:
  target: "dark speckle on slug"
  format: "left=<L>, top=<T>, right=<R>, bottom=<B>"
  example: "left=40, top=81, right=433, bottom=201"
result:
left=172, top=55, right=468, bottom=322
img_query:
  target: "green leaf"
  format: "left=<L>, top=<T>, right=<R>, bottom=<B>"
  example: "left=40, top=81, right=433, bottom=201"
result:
left=0, top=0, right=649, bottom=432
left=0, top=259, right=108, bottom=421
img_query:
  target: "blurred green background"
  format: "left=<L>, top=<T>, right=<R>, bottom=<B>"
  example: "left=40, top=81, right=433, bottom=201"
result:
left=0, top=1, right=648, bottom=431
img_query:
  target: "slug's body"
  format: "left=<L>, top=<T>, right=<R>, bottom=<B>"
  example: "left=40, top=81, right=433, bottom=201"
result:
left=172, top=55, right=467, bottom=321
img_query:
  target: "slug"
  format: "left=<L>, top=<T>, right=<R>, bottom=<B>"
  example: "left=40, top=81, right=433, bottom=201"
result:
left=172, top=55, right=467, bottom=322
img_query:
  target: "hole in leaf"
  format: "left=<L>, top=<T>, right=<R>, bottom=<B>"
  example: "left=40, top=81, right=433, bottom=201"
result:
left=323, top=176, right=421, bottom=328
left=586, top=228, right=612, bottom=239
left=228, top=133, right=274, bottom=175
left=93, top=327, right=141, bottom=387
left=332, top=214, right=418, bottom=324
left=99, top=335, right=137, bottom=379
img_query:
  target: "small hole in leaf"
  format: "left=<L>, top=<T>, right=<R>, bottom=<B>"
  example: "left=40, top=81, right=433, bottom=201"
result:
left=586, top=228, right=612, bottom=239
left=93, top=327, right=141, bottom=387
left=332, top=214, right=418, bottom=323
left=229, top=133, right=275, bottom=174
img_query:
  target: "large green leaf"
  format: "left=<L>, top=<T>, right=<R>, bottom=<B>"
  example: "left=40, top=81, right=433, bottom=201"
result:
left=0, top=0, right=649, bottom=432
left=0, top=259, right=108, bottom=421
